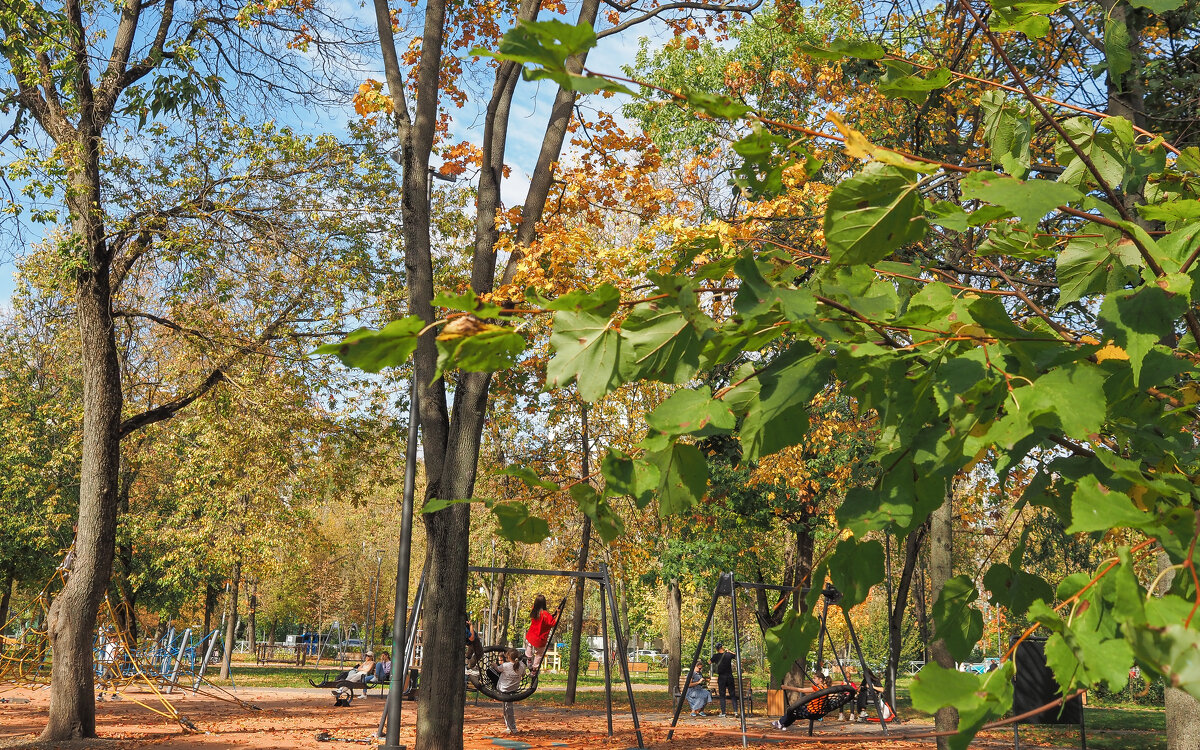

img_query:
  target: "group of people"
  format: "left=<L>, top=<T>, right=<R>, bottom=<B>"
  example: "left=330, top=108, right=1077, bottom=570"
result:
left=683, top=643, right=742, bottom=717
left=336, top=649, right=392, bottom=686
left=769, top=670, right=893, bottom=731
left=491, top=593, right=559, bottom=734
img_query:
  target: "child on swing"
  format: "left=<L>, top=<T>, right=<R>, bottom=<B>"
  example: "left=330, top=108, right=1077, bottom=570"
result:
left=524, top=594, right=557, bottom=674
left=496, top=648, right=527, bottom=733
left=770, top=673, right=832, bottom=731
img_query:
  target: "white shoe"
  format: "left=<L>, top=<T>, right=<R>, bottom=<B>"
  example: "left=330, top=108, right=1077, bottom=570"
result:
left=770, top=720, right=783, bottom=730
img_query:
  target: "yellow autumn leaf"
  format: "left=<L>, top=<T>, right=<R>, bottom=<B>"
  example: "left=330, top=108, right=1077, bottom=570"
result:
left=826, top=112, right=937, bottom=173
left=1095, top=343, right=1130, bottom=362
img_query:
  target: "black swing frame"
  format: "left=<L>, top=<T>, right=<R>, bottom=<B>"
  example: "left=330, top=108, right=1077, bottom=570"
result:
left=667, top=574, right=892, bottom=747
left=379, top=564, right=645, bottom=749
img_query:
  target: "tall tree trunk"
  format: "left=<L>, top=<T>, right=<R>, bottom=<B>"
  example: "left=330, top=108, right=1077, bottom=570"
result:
left=202, top=581, right=218, bottom=637
left=566, top=400, right=593, bottom=705
left=488, top=572, right=507, bottom=645
left=913, top=550, right=931, bottom=662
left=666, top=578, right=682, bottom=695
left=247, top=580, right=257, bottom=659
left=0, top=569, right=13, bottom=650
left=42, top=121, right=123, bottom=739
left=1154, top=548, right=1200, bottom=749
left=885, top=524, right=926, bottom=708
left=928, top=495, right=957, bottom=749
left=219, top=563, right=241, bottom=680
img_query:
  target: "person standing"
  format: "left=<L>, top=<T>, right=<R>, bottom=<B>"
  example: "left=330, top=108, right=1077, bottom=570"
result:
left=709, top=643, right=739, bottom=717
left=524, top=595, right=557, bottom=672
left=496, top=649, right=527, bottom=733
left=466, top=614, right=484, bottom=669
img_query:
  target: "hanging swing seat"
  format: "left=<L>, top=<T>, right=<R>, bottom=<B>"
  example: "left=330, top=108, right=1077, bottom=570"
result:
left=786, top=685, right=857, bottom=721
left=467, top=646, right=541, bottom=702
left=467, top=595, right=568, bottom=703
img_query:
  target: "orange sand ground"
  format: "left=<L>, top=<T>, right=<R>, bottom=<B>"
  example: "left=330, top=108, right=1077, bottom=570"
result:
left=0, top=686, right=1096, bottom=749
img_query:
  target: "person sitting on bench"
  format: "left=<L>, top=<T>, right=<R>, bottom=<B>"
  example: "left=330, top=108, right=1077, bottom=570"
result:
left=335, top=651, right=376, bottom=683
left=374, top=652, right=391, bottom=685
left=771, top=674, right=832, bottom=731
left=685, top=666, right=712, bottom=717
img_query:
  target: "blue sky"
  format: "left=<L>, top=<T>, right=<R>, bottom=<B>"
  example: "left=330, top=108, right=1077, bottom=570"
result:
left=0, top=7, right=658, bottom=307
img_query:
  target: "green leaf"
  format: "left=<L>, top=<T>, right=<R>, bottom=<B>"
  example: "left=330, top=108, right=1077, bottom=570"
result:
left=645, top=385, right=735, bottom=435
left=647, top=442, right=708, bottom=515
left=980, top=91, right=1032, bottom=178
left=421, top=496, right=478, bottom=513
left=911, top=664, right=1014, bottom=750
left=603, top=449, right=661, bottom=508
left=961, top=171, right=1082, bottom=227
left=1099, top=283, right=1188, bottom=384
left=984, top=562, right=1054, bottom=614
left=681, top=89, right=751, bottom=120
left=1127, top=0, right=1185, bottom=10
left=432, top=289, right=502, bottom=318
left=1139, top=200, right=1200, bottom=223
left=877, top=63, right=952, bottom=103
left=470, top=21, right=632, bottom=95
left=569, top=484, right=625, bottom=543
left=1044, top=628, right=1134, bottom=694
left=547, top=309, right=623, bottom=401
left=827, top=540, right=885, bottom=610
left=796, top=39, right=886, bottom=60
left=491, top=502, right=551, bottom=543
left=1104, top=16, right=1133, bottom=80
left=311, top=316, right=422, bottom=373
left=765, top=609, right=822, bottom=684
left=1129, top=624, right=1200, bottom=700
left=932, top=575, right=985, bottom=661
left=739, top=343, right=833, bottom=462
left=1056, top=235, right=1135, bottom=306
left=537, top=283, right=622, bottom=315
left=493, top=465, right=560, bottom=491
left=825, top=163, right=928, bottom=264
left=435, top=323, right=524, bottom=375
left=1066, top=476, right=1157, bottom=534
left=621, top=301, right=704, bottom=384
left=733, top=254, right=816, bottom=321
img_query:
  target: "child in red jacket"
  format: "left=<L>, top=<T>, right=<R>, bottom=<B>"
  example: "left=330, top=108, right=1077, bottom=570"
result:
left=524, top=594, right=557, bottom=672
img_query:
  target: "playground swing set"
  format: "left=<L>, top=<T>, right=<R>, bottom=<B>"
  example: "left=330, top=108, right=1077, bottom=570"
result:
left=667, top=573, right=896, bottom=747
left=365, top=563, right=646, bottom=748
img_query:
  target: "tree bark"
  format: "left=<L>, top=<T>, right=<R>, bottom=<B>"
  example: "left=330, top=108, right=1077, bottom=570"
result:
left=913, top=547, right=931, bottom=662
left=42, top=112, right=123, bottom=740
left=0, top=569, right=13, bottom=649
left=566, top=400, right=593, bottom=705
left=488, top=572, right=507, bottom=645
left=247, top=580, right=257, bottom=659
left=219, top=563, right=241, bottom=680
left=928, top=495, right=958, bottom=749
left=666, top=578, right=682, bottom=695
left=203, top=581, right=218, bottom=638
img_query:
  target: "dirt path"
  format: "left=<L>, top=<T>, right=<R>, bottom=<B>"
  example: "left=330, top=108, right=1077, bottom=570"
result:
left=0, top=687, right=1098, bottom=749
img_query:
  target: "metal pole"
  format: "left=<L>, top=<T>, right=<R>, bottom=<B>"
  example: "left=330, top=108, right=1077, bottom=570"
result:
left=382, top=378, right=420, bottom=750
left=369, top=554, right=383, bottom=651
left=194, top=628, right=219, bottom=692
left=165, top=628, right=191, bottom=693
left=841, top=605, right=888, bottom=735
left=377, top=575, right=425, bottom=740
left=728, top=574, right=747, bottom=747
left=884, top=532, right=897, bottom=710
left=600, top=577, right=613, bottom=737
left=667, top=577, right=723, bottom=740
left=601, top=562, right=644, bottom=749
left=810, top=590, right=832, bottom=736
